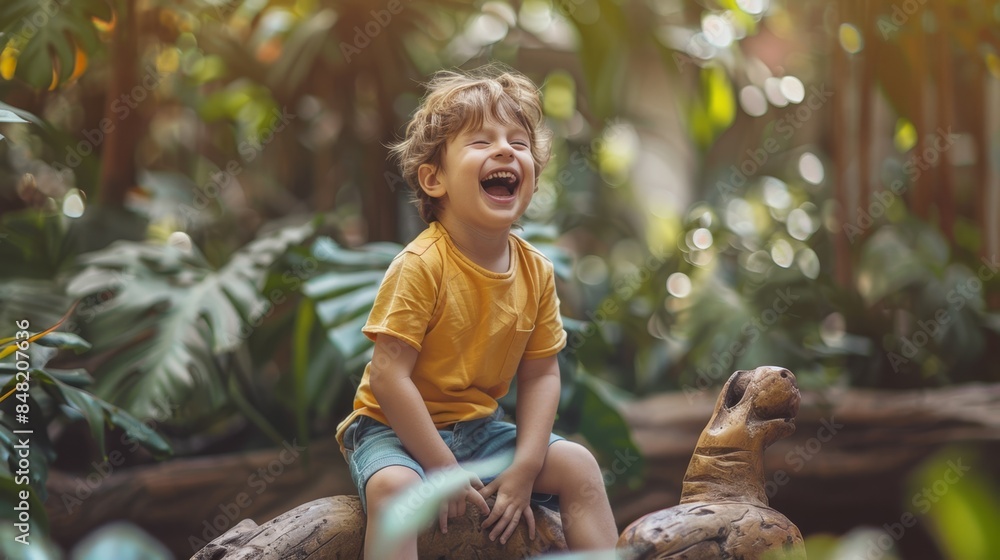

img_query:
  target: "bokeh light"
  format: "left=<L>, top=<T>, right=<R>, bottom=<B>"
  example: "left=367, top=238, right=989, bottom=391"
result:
left=666, top=272, right=692, bottom=298
left=744, top=249, right=772, bottom=273
left=796, top=247, right=821, bottom=278
left=577, top=254, right=609, bottom=285
left=838, top=23, right=863, bottom=54
left=692, top=228, right=714, bottom=250
left=779, top=76, right=805, bottom=103
left=770, top=238, right=794, bottom=268
left=62, top=189, right=86, bottom=218
left=701, top=13, right=734, bottom=48
left=466, top=13, right=508, bottom=46
left=798, top=152, right=825, bottom=184
left=894, top=118, right=917, bottom=152
left=820, top=312, right=846, bottom=345
left=726, top=197, right=757, bottom=237
left=763, top=76, right=788, bottom=107
left=736, top=0, right=769, bottom=16
left=167, top=231, right=193, bottom=252
left=739, top=85, right=768, bottom=117
left=786, top=208, right=815, bottom=240
left=762, top=177, right=791, bottom=209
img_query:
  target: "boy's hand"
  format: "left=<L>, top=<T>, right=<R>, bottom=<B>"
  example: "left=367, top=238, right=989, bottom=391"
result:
left=478, top=464, right=539, bottom=545
left=437, top=468, right=490, bottom=534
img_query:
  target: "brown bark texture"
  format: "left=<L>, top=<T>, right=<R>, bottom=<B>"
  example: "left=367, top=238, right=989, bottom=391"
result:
left=189, top=495, right=566, bottom=560
left=44, top=382, right=1000, bottom=559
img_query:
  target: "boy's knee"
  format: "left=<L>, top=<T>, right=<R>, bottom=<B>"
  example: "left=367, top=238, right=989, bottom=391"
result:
left=365, top=466, right=421, bottom=507
left=554, top=441, right=602, bottom=480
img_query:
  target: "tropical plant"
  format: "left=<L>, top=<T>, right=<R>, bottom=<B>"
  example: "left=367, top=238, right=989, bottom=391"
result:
left=63, top=219, right=318, bottom=441
left=641, top=177, right=1000, bottom=395
left=0, top=326, right=171, bottom=536
left=0, top=0, right=110, bottom=90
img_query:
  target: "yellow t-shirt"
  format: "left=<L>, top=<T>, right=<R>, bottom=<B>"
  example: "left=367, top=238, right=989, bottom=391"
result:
left=335, top=221, right=567, bottom=449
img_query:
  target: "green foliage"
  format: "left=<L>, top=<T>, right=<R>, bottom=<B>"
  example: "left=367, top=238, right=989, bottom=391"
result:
left=65, top=220, right=316, bottom=431
left=0, top=331, right=171, bottom=535
left=0, top=211, right=77, bottom=282
left=687, top=65, right=737, bottom=149
left=780, top=448, right=1000, bottom=559
left=910, top=448, right=1000, bottom=559
left=556, top=363, right=644, bottom=491
left=559, top=0, right=632, bottom=120
left=302, top=236, right=400, bottom=386
left=650, top=180, right=1000, bottom=393
left=853, top=222, right=999, bottom=384
left=0, top=0, right=115, bottom=89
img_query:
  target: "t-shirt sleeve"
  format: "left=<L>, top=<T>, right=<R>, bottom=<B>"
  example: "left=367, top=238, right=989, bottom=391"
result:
left=362, top=252, right=438, bottom=351
left=522, top=263, right=567, bottom=360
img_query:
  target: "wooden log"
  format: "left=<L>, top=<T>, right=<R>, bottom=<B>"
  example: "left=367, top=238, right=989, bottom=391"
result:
left=44, top=383, right=1000, bottom=559
left=190, top=495, right=566, bottom=560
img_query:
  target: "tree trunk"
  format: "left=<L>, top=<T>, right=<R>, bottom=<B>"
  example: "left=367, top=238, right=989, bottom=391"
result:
left=858, top=0, right=874, bottom=216
left=831, top=0, right=853, bottom=286
left=97, top=0, right=141, bottom=208
left=911, top=27, right=932, bottom=220
left=932, top=0, right=955, bottom=242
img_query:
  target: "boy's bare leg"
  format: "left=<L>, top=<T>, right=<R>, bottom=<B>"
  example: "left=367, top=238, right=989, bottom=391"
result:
left=532, top=440, right=619, bottom=550
left=365, top=466, right=423, bottom=560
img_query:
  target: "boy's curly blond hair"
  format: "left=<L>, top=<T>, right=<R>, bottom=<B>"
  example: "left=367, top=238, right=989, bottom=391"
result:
left=389, top=64, right=552, bottom=223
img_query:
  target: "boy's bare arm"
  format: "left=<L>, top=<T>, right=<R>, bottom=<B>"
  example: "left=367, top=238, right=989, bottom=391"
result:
left=479, top=354, right=561, bottom=544
left=369, top=333, right=458, bottom=470
left=369, top=333, right=490, bottom=532
left=511, top=355, right=561, bottom=471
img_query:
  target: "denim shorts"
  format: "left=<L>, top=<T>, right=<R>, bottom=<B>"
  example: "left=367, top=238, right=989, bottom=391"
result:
left=342, top=407, right=563, bottom=513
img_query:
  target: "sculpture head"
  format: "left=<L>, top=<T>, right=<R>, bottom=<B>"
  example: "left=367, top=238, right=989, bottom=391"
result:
left=703, top=366, right=800, bottom=451
left=630, top=365, right=807, bottom=545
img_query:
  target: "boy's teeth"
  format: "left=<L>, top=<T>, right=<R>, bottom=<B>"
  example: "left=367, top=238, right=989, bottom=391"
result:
left=484, top=171, right=515, bottom=181
left=481, top=170, right=518, bottom=197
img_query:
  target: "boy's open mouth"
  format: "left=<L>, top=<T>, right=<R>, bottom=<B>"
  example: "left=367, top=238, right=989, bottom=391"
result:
left=480, top=170, right=521, bottom=198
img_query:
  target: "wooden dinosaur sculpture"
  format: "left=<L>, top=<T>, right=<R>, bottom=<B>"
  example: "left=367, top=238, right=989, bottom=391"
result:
left=192, top=366, right=805, bottom=559
left=618, top=366, right=806, bottom=559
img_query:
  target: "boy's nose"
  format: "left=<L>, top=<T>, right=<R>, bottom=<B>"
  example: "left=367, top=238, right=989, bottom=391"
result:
left=494, top=145, right=514, bottom=158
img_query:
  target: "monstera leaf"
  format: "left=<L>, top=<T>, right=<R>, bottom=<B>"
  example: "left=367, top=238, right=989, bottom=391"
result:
left=303, top=237, right=401, bottom=372
left=0, top=0, right=115, bottom=89
left=66, top=221, right=315, bottom=426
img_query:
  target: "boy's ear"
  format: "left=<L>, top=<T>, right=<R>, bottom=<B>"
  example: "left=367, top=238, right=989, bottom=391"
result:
left=417, top=163, right=447, bottom=199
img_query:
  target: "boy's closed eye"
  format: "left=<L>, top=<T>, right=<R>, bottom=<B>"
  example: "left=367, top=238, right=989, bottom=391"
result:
left=470, top=139, right=529, bottom=147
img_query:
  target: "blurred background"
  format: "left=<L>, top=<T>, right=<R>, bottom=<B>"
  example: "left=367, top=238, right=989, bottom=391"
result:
left=1, top=0, right=999, bottom=558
